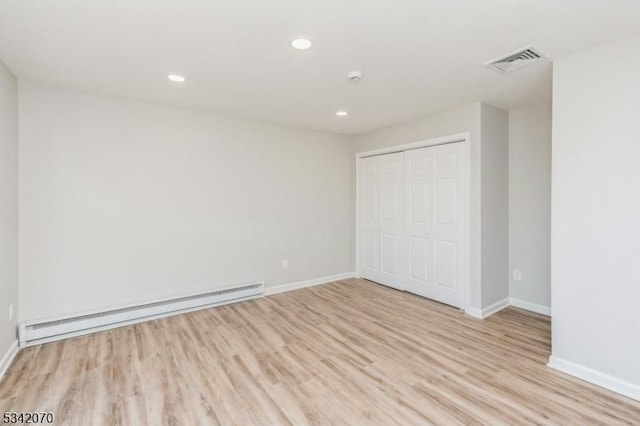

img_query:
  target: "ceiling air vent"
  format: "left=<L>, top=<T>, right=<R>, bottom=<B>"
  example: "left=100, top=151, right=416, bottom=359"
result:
left=484, top=47, right=546, bottom=74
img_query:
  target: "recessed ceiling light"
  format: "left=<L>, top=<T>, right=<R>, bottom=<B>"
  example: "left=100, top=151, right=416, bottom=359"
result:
left=336, top=111, right=348, bottom=117
left=168, top=74, right=186, bottom=83
left=291, top=38, right=312, bottom=50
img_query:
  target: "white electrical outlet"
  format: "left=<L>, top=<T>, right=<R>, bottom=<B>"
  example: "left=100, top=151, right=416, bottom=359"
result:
left=513, top=269, right=522, bottom=281
left=281, top=259, right=289, bottom=269
left=8, top=303, right=13, bottom=321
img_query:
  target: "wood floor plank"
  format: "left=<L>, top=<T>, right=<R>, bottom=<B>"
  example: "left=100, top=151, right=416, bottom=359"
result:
left=2, top=278, right=640, bottom=425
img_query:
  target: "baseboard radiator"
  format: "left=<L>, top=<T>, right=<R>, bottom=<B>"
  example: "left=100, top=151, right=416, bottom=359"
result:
left=18, top=281, right=264, bottom=347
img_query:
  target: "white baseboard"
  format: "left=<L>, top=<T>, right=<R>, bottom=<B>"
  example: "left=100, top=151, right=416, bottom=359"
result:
left=264, top=272, right=355, bottom=296
left=482, top=297, right=510, bottom=318
left=0, top=340, right=19, bottom=381
left=548, top=355, right=640, bottom=402
left=465, top=307, right=483, bottom=319
left=467, top=297, right=551, bottom=319
left=465, top=297, right=510, bottom=319
left=509, top=298, right=551, bottom=316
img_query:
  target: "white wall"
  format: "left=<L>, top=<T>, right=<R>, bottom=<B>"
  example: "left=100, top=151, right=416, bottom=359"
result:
left=551, top=35, right=640, bottom=398
left=352, top=102, right=508, bottom=312
left=19, top=82, right=354, bottom=322
left=0, top=60, right=18, bottom=358
left=350, top=103, right=482, bottom=154
left=509, top=104, right=551, bottom=310
left=480, top=104, right=509, bottom=307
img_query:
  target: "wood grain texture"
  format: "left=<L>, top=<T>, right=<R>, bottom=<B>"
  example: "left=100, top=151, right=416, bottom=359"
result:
left=2, top=278, right=639, bottom=425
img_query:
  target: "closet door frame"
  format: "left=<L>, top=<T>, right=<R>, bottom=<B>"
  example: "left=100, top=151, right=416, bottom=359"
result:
left=355, top=132, right=471, bottom=312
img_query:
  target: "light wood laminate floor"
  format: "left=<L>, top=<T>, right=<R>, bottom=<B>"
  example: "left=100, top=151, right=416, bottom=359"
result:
left=2, top=278, right=640, bottom=425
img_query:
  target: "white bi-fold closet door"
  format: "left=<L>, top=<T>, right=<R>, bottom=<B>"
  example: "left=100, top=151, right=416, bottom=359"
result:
left=360, top=152, right=404, bottom=289
left=359, top=141, right=467, bottom=309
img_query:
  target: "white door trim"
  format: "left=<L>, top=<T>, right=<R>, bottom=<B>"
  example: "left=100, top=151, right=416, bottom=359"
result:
left=355, top=132, right=471, bottom=313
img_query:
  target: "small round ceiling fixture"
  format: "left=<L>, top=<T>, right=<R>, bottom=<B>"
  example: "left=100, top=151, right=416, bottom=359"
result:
left=291, top=38, right=312, bottom=50
left=168, top=74, right=186, bottom=83
left=346, top=71, right=363, bottom=82
left=336, top=111, right=348, bottom=117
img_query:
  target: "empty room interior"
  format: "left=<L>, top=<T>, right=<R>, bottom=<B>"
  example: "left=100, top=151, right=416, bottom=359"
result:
left=1, top=0, right=640, bottom=424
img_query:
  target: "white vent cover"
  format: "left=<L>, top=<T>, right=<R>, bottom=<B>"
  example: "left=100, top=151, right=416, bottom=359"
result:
left=484, top=47, right=546, bottom=73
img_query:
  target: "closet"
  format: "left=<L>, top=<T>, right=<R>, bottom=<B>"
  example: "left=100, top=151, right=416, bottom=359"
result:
left=358, top=140, right=468, bottom=308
